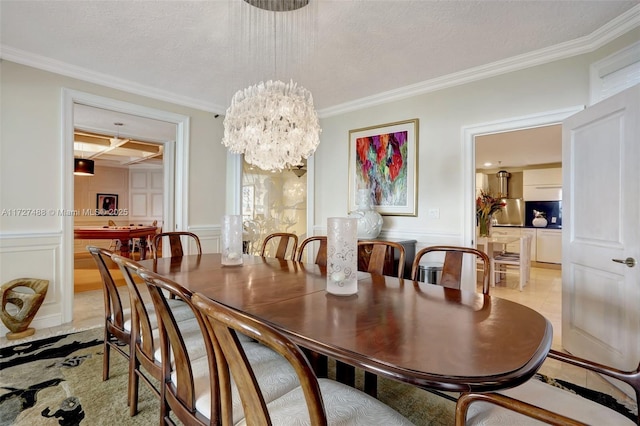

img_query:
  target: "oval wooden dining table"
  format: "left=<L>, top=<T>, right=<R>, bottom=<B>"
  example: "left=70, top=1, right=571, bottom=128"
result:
left=138, top=253, right=552, bottom=393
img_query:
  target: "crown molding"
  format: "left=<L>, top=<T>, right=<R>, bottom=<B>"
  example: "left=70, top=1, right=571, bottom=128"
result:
left=1, top=5, right=637, bottom=118
left=0, top=46, right=228, bottom=115
left=318, top=5, right=640, bottom=118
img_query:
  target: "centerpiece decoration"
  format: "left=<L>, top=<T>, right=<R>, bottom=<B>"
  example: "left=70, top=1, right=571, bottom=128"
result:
left=476, top=190, right=505, bottom=237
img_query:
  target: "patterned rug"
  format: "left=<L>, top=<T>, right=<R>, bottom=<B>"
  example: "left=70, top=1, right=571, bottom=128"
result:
left=0, top=328, right=157, bottom=426
left=0, top=328, right=636, bottom=425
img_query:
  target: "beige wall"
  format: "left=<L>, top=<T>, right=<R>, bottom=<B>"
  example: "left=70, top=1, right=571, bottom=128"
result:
left=314, top=29, right=639, bottom=248
left=0, top=61, right=226, bottom=331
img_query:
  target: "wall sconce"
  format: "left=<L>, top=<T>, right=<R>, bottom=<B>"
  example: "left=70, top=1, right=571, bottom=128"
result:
left=74, top=158, right=95, bottom=176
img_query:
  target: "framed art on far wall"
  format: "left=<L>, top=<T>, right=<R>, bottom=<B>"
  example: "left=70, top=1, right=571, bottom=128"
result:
left=96, top=193, right=119, bottom=216
left=348, top=118, right=418, bottom=216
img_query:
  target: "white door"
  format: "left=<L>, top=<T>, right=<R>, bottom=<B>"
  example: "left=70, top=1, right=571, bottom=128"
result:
left=562, top=84, right=640, bottom=370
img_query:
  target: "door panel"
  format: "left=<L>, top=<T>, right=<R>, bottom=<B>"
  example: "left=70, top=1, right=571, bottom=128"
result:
left=562, top=84, right=640, bottom=371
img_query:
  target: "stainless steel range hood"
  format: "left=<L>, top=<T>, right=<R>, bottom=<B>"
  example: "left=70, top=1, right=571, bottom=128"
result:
left=493, top=170, right=525, bottom=226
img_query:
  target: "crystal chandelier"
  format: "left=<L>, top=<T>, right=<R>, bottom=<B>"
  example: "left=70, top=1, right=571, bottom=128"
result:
left=221, top=0, right=321, bottom=172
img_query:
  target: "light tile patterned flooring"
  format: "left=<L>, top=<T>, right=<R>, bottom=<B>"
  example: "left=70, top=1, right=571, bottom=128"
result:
left=2, top=264, right=634, bottom=408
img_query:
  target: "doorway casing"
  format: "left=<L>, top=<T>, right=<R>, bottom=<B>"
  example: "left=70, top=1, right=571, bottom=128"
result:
left=461, top=105, right=584, bottom=292
left=62, top=88, right=190, bottom=323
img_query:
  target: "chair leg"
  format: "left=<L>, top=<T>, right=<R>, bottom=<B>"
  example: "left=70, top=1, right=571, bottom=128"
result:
left=335, top=361, right=356, bottom=387
left=364, top=371, right=378, bottom=397
left=103, top=331, right=110, bottom=381
left=129, top=352, right=139, bottom=416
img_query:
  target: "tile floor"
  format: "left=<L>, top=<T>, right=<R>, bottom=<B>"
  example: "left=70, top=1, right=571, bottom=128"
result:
left=2, top=264, right=634, bottom=408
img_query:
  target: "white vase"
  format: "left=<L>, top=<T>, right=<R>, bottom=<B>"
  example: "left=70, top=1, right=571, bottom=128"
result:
left=349, top=189, right=383, bottom=239
left=221, top=215, right=244, bottom=265
left=532, top=216, right=548, bottom=228
left=326, top=217, right=358, bottom=296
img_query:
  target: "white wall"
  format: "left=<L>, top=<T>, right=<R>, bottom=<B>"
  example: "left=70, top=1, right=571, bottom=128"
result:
left=314, top=30, right=639, bottom=251
left=0, top=62, right=226, bottom=332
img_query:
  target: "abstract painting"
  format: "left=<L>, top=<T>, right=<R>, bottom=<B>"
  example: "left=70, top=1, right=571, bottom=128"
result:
left=348, top=119, right=418, bottom=216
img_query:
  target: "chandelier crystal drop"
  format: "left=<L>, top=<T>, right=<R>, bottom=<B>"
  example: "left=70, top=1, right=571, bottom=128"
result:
left=222, top=79, right=321, bottom=171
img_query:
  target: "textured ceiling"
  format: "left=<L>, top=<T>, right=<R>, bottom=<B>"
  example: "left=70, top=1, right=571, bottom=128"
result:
left=2, top=1, right=638, bottom=168
left=1, top=0, right=638, bottom=115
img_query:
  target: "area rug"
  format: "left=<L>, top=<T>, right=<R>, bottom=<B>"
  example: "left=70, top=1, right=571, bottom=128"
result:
left=1, top=329, right=636, bottom=425
left=0, top=328, right=157, bottom=426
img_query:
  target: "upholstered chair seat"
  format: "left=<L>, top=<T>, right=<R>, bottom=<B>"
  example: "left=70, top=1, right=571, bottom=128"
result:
left=187, top=341, right=302, bottom=423
left=235, top=378, right=416, bottom=425
left=464, top=377, right=635, bottom=425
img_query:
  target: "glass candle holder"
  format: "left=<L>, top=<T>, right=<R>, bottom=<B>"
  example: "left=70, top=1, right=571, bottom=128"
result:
left=221, top=215, right=243, bottom=266
left=326, top=217, right=358, bottom=296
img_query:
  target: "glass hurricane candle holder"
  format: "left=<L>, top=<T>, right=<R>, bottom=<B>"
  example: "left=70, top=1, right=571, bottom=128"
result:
left=326, top=217, right=358, bottom=296
left=221, top=215, right=243, bottom=266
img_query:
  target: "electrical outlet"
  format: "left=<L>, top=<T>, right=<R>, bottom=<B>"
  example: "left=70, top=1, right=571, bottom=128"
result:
left=428, top=208, right=440, bottom=219
left=551, top=217, right=557, bottom=223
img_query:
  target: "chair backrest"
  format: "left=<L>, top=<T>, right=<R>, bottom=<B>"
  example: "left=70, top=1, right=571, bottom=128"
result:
left=411, top=245, right=491, bottom=294
left=137, top=268, right=219, bottom=426
left=191, top=292, right=327, bottom=425
left=111, top=254, right=160, bottom=380
left=296, top=236, right=328, bottom=266
left=357, top=240, right=406, bottom=278
left=260, top=232, right=298, bottom=260
left=87, top=246, right=129, bottom=343
left=492, top=235, right=532, bottom=291
left=108, top=219, right=117, bottom=226
left=153, top=231, right=202, bottom=260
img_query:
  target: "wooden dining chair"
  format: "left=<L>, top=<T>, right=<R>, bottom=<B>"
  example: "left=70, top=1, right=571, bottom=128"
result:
left=491, top=234, right=532, bottom=291
left=87, top=246, right=130, bottom=382
left=191, top=292, right=415, bottom=426
left=411, top=245, right=491, bottom=295
left=295, top=236, right=327, bottom=266
left=455, top=349, right=640, bottom=425
left=152, top=231, right=202, bottom=260
left=357, top=240, right=406, bottom=278
left=111, top=254, right=199, bottom=416
left=137, top=268, right=300, bottom=426
left=260, top=232, right=298, bottom=260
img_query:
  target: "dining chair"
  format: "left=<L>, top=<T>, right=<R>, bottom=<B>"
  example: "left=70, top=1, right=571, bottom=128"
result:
left=491, top=234, right=532, bottom=291
left=152, top=231, right=202, bottom=260
left=295, top=236, right=327, bottom=266
left=455, top=349, right=640, bottom=425
left=357, top=240, right=406, bottom=278
left=411, top=245, right=491, bottom=295
left=111, top=254, right=200, bottom=416
left=260, top=232, right=298, bottom=260
left=137, top=268, right=300, bottom=426
left=191, top=292, right=415, bottom=426
left=87, top=246, right=130, bottom=382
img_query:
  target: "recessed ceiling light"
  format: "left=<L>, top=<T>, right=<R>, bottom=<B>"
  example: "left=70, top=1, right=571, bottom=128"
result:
left=484, top=162, right=492, bottom=167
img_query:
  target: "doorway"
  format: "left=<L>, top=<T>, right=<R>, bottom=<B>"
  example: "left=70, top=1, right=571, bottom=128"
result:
left=72, top=104, right=175, bottom=291
left=61, top=89, right=190, bottom=323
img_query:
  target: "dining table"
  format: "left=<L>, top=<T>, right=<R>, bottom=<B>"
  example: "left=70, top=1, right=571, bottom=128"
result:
left=74, top=225, right=157, bottom=259
left=138, top=253, right=552, bottom=393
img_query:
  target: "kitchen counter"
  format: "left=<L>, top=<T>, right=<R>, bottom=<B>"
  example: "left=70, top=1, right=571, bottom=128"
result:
left=494, top=224, right=562, bottom=230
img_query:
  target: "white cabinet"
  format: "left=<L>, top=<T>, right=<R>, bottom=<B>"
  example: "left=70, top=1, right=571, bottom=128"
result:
left=536, top=229, right=562, bottom=264
left=491, top=227, right=560, bottom=264
left=523, top=168, right=562, bottom=201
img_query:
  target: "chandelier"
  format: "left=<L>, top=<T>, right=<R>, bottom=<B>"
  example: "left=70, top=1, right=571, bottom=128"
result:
left=221, top=0, right=321, bottom=172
